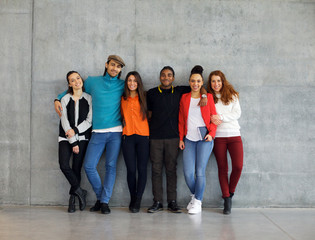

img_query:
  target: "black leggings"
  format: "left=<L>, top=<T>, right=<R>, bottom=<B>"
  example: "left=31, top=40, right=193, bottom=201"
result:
left=122, top=134, right=149, bottom=198
left=59, top=141, right=88, bottom=195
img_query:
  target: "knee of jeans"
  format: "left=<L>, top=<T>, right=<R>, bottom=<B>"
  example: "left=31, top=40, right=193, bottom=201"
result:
left=105, top=162, right=117, bottom=171
left=84, top=162, right=95, bottom=172
left=195, top=170, right=206, bottom=178
left=184, top=172, right=194, bottom=181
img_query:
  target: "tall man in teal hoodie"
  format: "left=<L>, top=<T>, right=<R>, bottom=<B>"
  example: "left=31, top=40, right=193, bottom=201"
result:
left=54, top=55, right=125, bottom=214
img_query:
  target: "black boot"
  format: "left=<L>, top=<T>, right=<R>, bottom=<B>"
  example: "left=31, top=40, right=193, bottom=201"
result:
left=129, top=196, right=136, bottom=212
left=90, top=200, right=101, bottom=212
left=223, top=197, right=231, bottom=215
left=68, top=195, right=76, bottom=213
left=130, top=196, right=141, bottom=213
left=74, top=187, right=87, bottom=211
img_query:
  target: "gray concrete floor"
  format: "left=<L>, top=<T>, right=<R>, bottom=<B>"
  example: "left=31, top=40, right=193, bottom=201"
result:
left=0, top=206, right=314, bottom=240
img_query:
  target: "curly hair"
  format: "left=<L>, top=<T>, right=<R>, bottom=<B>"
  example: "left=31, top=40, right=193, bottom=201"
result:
left=207, top=70, right=239, bottom=105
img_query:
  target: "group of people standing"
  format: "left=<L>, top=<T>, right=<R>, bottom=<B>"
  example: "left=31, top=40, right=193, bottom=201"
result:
left=55, top=54, right=243, bottom=216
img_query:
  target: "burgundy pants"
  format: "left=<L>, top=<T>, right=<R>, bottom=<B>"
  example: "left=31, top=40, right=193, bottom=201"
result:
left=213, top=136, right=243, bottom=198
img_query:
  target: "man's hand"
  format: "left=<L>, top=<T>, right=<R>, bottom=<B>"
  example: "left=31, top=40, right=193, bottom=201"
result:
left=54, top=100, right=62, bottom=117
left=72, top=146, right=79, bottom=154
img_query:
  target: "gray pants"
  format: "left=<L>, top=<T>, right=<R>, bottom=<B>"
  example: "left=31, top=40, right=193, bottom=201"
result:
left=150, top=138, right=179, bottom=203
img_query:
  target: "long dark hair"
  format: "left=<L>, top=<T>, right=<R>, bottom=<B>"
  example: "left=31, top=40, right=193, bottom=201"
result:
left=103, top=60, right=122, bottom=79
left=123, top=71, right=147, bottom=120
left=66, top=71, right=85, bottom=94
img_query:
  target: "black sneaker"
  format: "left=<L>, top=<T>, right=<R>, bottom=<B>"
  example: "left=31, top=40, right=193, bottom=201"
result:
left=168, top=200, right=182, bottom=213
left=90, top=200, right=101, bottom=212
left=147, top=201, right=163, bottom=213
left=101, top=203, right=111, bottom=214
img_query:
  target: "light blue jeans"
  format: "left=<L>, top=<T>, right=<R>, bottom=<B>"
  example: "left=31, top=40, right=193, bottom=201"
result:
left=84, top=132, right=122, bottom=203
left=183, top=138, right=214, bottom=201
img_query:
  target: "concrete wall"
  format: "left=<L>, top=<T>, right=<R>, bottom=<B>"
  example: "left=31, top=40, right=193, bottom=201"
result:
left=1, top=0, right=314, bottom=207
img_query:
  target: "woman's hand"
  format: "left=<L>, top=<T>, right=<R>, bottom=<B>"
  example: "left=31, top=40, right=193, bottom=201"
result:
left=204, top=134, right=213, bottom=142
left=55, top=101, right=62, bottom=117
left=72, top=146, right=79, bottom=154
left=211, top=115, right=222, bottom=126
left=66, top=129, right=75, bottom=138
left=179, top=140, right=185, bottom=150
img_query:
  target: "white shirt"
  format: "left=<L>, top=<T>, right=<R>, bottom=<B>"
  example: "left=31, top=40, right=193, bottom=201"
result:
left=186, top=98, right=206, bottom=141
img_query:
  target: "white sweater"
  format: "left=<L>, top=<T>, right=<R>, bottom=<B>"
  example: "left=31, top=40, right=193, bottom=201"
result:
left=215, top=94, right=241, bottom=138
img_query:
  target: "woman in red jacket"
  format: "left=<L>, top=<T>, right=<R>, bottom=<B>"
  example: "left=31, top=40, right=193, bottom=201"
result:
left=178, top=65, right=217, bottom=214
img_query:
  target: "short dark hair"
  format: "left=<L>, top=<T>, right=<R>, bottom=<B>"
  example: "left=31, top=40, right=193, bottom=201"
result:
left=103, top=60, right=122, bottom=79
left=160, top=66, right=175, bottom=77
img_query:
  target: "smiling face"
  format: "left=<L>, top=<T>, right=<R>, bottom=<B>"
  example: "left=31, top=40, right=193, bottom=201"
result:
left=189, top=73, right=203, bottom=93
left=127, top=74, right=138, bottom=92
left=68, top=73, right=83, bottom=91
left=160, top=69, right=174, bottom=89
left=105, top=59, right=122, bottom=77
left=210, top=75, right=222, bottom=94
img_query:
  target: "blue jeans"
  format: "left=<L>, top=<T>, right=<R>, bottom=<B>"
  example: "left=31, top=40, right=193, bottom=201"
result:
left=182, top=138, right=214, bottom=201
left=84, top=132, right=122, bottom=203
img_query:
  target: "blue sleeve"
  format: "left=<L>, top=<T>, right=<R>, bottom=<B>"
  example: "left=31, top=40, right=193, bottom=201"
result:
left=83, top=77, right=91, bottom=94
left=57, top=90, right=67, bottom=101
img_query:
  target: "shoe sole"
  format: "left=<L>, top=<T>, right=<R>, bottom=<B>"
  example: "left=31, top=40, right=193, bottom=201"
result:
left=147, top=208, right=163, bottom=213
left=101, top=211, right=111, bottom=214
left=90, top=209, right=100, bottom=212
left=168, top=208, right=182, bottom=213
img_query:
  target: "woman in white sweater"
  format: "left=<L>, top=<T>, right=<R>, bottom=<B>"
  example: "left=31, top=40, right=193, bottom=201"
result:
left=207, top=70, right=243, bottom=215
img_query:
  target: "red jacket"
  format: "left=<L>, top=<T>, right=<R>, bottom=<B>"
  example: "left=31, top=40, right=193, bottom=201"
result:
left=178, top=93, right=217, bottom=141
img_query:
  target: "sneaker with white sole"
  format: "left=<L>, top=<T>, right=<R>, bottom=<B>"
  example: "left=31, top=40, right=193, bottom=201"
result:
left=187, top=194, right=195, bottom=210
left=188, top=199, right=202, bottom=214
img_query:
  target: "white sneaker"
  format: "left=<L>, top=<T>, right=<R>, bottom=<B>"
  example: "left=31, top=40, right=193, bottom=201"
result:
left=188, top=199, right=202, bottom=214
left=187, top=194, right=195, bottom=210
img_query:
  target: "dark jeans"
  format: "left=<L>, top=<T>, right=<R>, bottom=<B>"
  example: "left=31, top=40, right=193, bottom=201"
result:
left=150, top=138, right=179, bottom=203
left=122, top=134, right=149, bottom=199
left=59, top=140, right=88, bottom=195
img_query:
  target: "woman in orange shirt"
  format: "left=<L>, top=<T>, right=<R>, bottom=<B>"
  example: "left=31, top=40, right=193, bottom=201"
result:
left=121, top=71, right=150, bottom=213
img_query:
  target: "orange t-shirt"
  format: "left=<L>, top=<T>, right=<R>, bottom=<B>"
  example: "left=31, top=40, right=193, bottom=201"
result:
left=121, top=96, right=149, bottom=136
